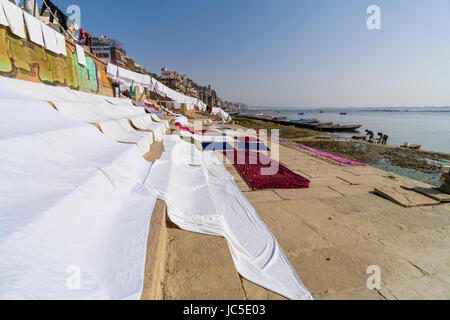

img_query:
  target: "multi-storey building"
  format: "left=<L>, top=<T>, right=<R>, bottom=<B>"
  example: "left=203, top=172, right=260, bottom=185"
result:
left=91, top=36, right=127, bottom=67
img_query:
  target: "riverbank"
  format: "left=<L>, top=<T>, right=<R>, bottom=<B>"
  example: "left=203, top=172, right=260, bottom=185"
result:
left=159, top=112, right=450, bottom=300
left=232, top=117, right=450, bottom=186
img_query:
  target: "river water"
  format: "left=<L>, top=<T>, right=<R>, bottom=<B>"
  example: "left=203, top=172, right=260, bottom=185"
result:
left=251, top=107, right=450, bottom=154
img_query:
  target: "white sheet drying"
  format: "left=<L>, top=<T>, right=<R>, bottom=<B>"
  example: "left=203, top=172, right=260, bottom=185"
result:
left=98, top=119, right=154, bottom=155
left=130, top=115, right=166, bottom=142
left=76, top=44, right=87, bottom=66
left=0, top=0, right=9, bottom=27
left=50, top=101, right=153, bottom=154
left=151, top=113, right=169, bottom=129
left=0, top=84, right=156, bottom=299
left=41, top=22, right=59, bottom=54
left=55, top=30, right=67, bottom=56
left=144, top=136, right=312, bottom=300
left=107, top=63, right=118, bottom=79
left=23, top=11, right=44, bottom=46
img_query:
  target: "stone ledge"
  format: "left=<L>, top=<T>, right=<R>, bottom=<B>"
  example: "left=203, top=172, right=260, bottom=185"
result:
left=140, top=199, right=168, bottom=300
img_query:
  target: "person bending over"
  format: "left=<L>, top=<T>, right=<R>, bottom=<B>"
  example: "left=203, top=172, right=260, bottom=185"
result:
left=365, top=129, right=374, bottom=141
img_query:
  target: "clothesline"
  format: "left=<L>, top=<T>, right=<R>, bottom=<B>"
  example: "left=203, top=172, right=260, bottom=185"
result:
left=107, top=62, right=200, bottom=106
left=0, top=0, right=88, bottom=62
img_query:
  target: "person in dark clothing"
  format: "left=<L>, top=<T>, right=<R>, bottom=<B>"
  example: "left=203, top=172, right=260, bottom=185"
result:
left=377, top=132, right=383, bottom=142
left=40, top=0, right=69, bottom=31
left=377, top=132, right=389, bottom=145
left=365, top=129, right=374, bottom=141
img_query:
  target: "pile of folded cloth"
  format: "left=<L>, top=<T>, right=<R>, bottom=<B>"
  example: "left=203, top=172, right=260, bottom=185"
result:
left=440, top=166, right=450, bottom=194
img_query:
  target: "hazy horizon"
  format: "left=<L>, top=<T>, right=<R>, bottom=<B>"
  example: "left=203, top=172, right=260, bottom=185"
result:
left=249, top=105, right=450, bottom=110
left=48, top=0, right=450, bottom=108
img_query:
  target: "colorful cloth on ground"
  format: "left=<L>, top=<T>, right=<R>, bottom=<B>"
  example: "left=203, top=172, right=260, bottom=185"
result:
left=224, top=150, right=310, bottom=190
left=234, top=136, right=261, bottom=143
left=134, top=102, right=163, bottom=117
left=202, top=142, right=234, bottom=151
left=278, top=138, right=367, bottom=167
left=144, top=102, right=161, bottom=112
left=237, top=142, right=270, bottom=151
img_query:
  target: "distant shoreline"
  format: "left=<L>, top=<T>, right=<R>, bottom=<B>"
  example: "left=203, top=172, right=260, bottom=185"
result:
left=232, top=116, right=450, bottom=186
left=248, top=108, right=450, bottom=113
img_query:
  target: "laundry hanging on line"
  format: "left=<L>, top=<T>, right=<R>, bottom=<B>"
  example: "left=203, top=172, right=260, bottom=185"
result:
left=40, top=0, right=69, bottom=31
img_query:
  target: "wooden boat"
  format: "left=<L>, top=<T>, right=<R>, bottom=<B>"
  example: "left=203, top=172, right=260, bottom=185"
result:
left=340, top=112, right=347, bottom=115
left=290, top=118, right=319, bottom=124
left=311, top=124, right=362, bottom=132
left=236, top=114, right=361, bottom=132
left=298, top=112, right=304, bottom=115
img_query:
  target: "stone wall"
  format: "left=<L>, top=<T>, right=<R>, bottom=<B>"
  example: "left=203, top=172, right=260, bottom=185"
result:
left=0, top=25, right=113, bottom=96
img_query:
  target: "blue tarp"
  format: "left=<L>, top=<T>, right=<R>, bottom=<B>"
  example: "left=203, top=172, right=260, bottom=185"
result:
left=237, top=142, right=270, bottom=151
left=202, top=142, right=235, bottom=151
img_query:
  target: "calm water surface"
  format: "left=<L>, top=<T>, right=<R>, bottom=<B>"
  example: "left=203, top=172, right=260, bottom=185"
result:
left=251, top=108, right=450, bottom=154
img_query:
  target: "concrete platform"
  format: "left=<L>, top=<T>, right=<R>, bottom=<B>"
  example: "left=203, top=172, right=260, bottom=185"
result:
left=157, top=128, right=450, bottom=300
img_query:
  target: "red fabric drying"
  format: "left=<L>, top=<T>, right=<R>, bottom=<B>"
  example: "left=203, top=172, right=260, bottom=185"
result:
left=144, top=103, right=160, bottom=112
left=175, top=122, right=195, bottom=134
left=234, top=136, right=261, bottom=143
left=223, top=150, right=310, bottom=190
left=174, top=123, right=220, bottom=135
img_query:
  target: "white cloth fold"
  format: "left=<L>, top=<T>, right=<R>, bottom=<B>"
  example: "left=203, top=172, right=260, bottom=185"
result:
left=144, top=137, right=312, bottom=300
left=0, top=83, right=156, bottom=299
left=130, top=115, right=166, bottom=142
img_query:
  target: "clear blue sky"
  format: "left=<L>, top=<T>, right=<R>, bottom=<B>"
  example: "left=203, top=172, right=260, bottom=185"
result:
left=39, top=0, right=450, bottom=108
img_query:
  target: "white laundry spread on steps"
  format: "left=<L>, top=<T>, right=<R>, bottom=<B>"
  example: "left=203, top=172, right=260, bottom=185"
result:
left=150, top=113, right=169, bottom=129
left=97, top=119, right=154, bottom=154
left=129, top=114, right=166, bottom=142
left=52, top=102, right=156, bottom=153
left=144, top=136, right=313, bottom=300
left=0, top=83, right=156, bottom=299
left=0, top=77, right=156, bottom=155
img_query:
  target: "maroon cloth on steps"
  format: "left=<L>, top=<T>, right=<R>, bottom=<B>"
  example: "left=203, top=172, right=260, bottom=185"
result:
left=223, top=150, right=310, bottom=190
left=234, top=136, right=261, bottom=143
